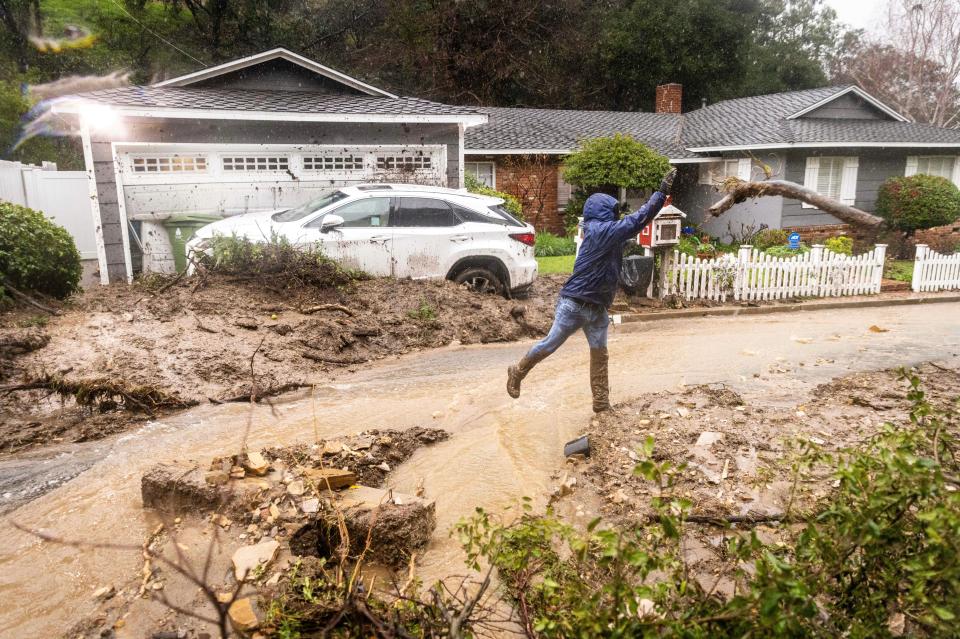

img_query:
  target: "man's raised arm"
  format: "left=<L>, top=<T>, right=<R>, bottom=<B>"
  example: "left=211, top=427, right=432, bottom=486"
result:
left=612, top=168, right=677, bottom=242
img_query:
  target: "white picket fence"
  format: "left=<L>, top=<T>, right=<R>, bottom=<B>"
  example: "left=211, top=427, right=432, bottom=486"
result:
left=912, top=244, right=960, bottom=292
left=664, top=244, right=887, bottom=302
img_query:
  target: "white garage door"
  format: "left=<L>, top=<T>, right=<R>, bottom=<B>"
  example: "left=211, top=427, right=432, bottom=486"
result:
left=115, top=143, right=447, bottom=220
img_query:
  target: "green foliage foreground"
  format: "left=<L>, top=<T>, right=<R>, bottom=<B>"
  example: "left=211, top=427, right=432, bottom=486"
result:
left=0, top=199, right=81, bottom=299
left=457, top=371, right=960, bottom=638
left=876, top=175, right=960, bottom=233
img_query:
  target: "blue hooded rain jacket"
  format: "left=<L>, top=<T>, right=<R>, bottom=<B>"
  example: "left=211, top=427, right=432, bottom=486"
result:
left=559, top=191, right=667, bottom=308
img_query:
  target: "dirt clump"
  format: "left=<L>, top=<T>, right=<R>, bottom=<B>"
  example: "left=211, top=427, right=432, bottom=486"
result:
left=0, top=274, right=562, bottom=453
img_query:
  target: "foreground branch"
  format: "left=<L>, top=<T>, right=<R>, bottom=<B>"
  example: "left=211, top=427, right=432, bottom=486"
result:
left=708, top=179, right=884, bottom=229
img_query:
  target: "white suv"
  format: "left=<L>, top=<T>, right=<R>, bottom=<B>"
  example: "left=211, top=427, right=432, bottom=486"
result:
left=186, top=184, right=538, bottom=296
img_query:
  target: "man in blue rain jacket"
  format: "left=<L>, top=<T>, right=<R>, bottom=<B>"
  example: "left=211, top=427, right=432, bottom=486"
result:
left=506, top=168, right=677, bottom=412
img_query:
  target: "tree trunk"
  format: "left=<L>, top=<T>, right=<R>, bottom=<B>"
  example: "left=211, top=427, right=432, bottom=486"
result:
left=707, top=179, right=884, bottom=229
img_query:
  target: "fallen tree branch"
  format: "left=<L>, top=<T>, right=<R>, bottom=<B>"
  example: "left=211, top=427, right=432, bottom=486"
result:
left=0, top=374, right=196, bottom=414
left=213, top=381, right=314, bottom=403
left=1, top=278, right=61, bottom=316
left=301, top=350, right=368, bottom=365
left=301, top=303, right=355, bottom=317
left=708, top=179, right=884, bottom=229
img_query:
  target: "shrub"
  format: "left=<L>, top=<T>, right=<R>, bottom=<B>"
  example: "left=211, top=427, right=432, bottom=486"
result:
left=464, top=173, right=523, bottom=220
left=198, top=233, right=361, bottom=290
left=534, top=232, right=576, bottom=257
left=0, top=200, right=81, bottom=299
left=752, top=228, right=789, bottom=250
left=824, top=235, right=853, bottom=255
left=561, top=134, right=670, bottom=192
left=764, top=243, right=810, bottom=257
left=876, top=174, right=960, bottom=233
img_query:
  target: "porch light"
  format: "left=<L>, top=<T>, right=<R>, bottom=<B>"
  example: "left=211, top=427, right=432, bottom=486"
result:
left=79, top=102, right=124, bottom=135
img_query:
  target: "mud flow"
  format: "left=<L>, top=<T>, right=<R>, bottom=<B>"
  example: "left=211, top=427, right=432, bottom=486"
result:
left=0, top=302, right=957, bottom=635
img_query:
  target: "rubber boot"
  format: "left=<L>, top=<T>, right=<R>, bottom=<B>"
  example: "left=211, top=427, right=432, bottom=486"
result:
left=507, top=353, right=545, bottom=399
left=590, top=347, right=611, bottom=413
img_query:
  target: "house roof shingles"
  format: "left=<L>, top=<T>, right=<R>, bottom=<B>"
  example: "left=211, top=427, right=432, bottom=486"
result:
left=466, top=86, right=960, bottom=155
left=68, top=86, right=484, bottom=117
left=464, top=107, right=693, bottom=158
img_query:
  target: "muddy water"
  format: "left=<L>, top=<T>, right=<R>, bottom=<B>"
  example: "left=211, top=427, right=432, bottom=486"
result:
left=1, top=303, right=959, bottom=635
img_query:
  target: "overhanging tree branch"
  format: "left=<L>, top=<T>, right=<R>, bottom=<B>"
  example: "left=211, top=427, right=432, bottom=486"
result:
left=707, top=178, right=885, bottom=229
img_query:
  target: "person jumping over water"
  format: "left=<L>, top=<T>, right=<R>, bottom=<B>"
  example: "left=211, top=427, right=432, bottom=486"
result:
left=506, top=167, right=677, bottom=412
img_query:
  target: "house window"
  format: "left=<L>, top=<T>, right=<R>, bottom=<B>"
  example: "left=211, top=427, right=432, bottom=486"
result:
left=465, top=161, right=495, bottom=188
left=302, top=155, right=364, bottom=172
left=907, top=155, right=958, bottom=183
left=222, top=156, right=289, bottom=172
left=803, top=156, right=859, bottom=207
left=376, top=155, right=432, bottom=171
left=131, top=155, right=207, bottom=173
left=699, top=158, right=749, bottom=184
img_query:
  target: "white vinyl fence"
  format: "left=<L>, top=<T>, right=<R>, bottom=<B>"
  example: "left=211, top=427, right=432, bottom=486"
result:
left=664, top=244, right=887, bottom=302
left=0, top=159, right=95, bottom=261
left=912, top=244, right=960, bottom=292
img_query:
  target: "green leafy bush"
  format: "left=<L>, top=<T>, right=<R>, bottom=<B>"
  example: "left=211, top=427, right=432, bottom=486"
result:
left=764, top=243, right=810, bottom=258
left=465, top=173, right=523, bottom=220
left=0, top=200, right=81, bottom=299
left=198, top=232, right=362, bottom=290
left=824, top=235, right=853, bottom=255
left=561, top=134, right=670, bottom=191
left=876, top=174, right=960, bottom=232
left=534, top=232, right=576, bottom=257
left=458, top=371, right=960, bottom=637
left=752, top=228, right=789, bottom=250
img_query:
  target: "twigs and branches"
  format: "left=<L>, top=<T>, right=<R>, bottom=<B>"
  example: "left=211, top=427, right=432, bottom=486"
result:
left=0, top=277, right=61, bottom=315
left=0, top=374, right=196, bottom=415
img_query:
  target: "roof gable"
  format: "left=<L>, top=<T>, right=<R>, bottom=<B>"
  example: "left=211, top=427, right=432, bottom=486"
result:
left=786, top=86, right=907, bottom=122
left=154, top=48, right=396, bottom=98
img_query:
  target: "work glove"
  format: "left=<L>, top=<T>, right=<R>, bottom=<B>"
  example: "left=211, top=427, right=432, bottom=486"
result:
left=659, top=168, right=677, bottom=195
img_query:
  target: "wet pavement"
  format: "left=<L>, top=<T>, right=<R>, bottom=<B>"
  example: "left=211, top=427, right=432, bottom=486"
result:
left=1, top=302, right=958, bottom=635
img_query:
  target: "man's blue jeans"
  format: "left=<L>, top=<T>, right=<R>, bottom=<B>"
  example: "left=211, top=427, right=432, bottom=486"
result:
left=526, top=295, right=609, bottom=360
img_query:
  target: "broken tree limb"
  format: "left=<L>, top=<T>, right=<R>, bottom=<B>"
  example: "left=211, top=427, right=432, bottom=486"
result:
left=301, top=350, right=368, bottom=365
left=301, top=303, right=354, bottom=317
left=213, top=382, right=314, bottom=404
left=708, top=179, right=885, bottom=229
left=1, top=278, right=61, bottom=316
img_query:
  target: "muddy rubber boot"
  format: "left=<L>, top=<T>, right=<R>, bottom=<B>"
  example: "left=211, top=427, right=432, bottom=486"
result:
left=590, top=347, right=611, bottom=413
left=507, top=354, right=543, bottom=399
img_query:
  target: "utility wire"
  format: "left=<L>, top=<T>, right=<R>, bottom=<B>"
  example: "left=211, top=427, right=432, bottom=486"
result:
left=104, top=0, right=208, bottom=67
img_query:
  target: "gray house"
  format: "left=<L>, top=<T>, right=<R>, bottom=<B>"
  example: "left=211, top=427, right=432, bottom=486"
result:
left=464, top=84, right=960, bottom=240
left=55, top=48, right=486, bottom=283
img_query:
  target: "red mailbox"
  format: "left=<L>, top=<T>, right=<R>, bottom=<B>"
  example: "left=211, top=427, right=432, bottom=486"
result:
left=638, top=196, right=686, bottom=248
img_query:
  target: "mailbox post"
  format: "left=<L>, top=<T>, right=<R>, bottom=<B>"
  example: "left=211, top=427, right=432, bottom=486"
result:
left=637, top=197, right=686, bottom=297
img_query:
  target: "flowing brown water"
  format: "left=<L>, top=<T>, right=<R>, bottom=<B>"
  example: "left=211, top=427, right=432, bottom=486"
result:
left=1, top=303, right=958, bottom=635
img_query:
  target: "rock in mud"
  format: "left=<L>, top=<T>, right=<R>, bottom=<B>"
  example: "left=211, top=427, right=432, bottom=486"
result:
left=243, top=452, right=269, bottom=476
left=233, top=539, right=280, bottom=581
left=301, top=467, right=356, bottom=490
left=228, top=597, right=262, bottom=632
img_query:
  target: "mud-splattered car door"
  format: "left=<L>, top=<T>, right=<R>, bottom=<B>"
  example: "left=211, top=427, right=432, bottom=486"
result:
left=296, top=196, right=394, bottom=275
left=389, top=196, right=461, bottom=279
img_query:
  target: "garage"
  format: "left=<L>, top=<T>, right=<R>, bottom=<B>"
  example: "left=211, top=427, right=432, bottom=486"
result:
left=54, top=48, right=485, bottom=281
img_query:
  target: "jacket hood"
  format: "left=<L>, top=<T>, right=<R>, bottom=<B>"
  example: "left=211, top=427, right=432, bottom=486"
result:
left=582, top=193, right=618, bottom=222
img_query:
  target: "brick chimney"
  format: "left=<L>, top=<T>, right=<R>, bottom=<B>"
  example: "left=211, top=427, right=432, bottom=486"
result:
left=655, top=83, right=683, bottom=114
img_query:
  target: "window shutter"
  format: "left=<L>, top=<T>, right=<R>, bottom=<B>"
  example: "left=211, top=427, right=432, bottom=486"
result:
left=952, top=157, right=960, bottom=187
left=839, top=157, right=859, bottom=205
left=905, top=156, right=918, bottom=177
left=802, top=157, right=819, bottom=209
left=737, top=158, right=752, bottom=180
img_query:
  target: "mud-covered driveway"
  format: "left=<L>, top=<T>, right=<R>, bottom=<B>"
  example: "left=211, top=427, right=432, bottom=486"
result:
left=1, top=302, right=959, bottom=636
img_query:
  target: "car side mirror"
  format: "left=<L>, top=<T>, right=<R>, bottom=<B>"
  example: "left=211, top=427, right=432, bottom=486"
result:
left=319, top=214, right=344, bottom=233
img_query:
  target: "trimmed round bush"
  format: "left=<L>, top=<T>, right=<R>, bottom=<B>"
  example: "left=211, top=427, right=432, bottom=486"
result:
left=0, top=200, right=82, bottom=298
left=876, top=174, right=960, bottom=233
left=752, top=228, right=788, bottom=250
left=562, top=134, right=670, bottom=191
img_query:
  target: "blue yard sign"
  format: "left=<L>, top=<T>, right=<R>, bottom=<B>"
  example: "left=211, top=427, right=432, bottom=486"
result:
left=788, top=232, right=801, bottom=249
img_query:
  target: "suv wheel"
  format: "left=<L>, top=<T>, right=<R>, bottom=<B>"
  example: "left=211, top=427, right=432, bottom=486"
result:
left=454, top=267, right=505, bottom=295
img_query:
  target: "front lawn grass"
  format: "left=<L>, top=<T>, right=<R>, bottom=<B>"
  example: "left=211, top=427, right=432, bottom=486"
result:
left=537, top=255, right=575, bottom=274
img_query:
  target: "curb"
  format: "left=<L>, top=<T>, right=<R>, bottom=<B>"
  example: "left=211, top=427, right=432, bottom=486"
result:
left=614, top=293, right=960, bottom=325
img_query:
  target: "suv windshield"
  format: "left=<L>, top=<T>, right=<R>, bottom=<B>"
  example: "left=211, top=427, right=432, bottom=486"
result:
left=271, top=189, right=349, bottom=222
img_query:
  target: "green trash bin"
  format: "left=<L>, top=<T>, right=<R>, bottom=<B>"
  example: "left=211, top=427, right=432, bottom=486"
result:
left=163, top=213, right=222, bottom=272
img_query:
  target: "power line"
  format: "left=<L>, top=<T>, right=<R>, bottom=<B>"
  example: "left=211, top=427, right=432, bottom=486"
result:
left=104, top=0, right=208, bottom=67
